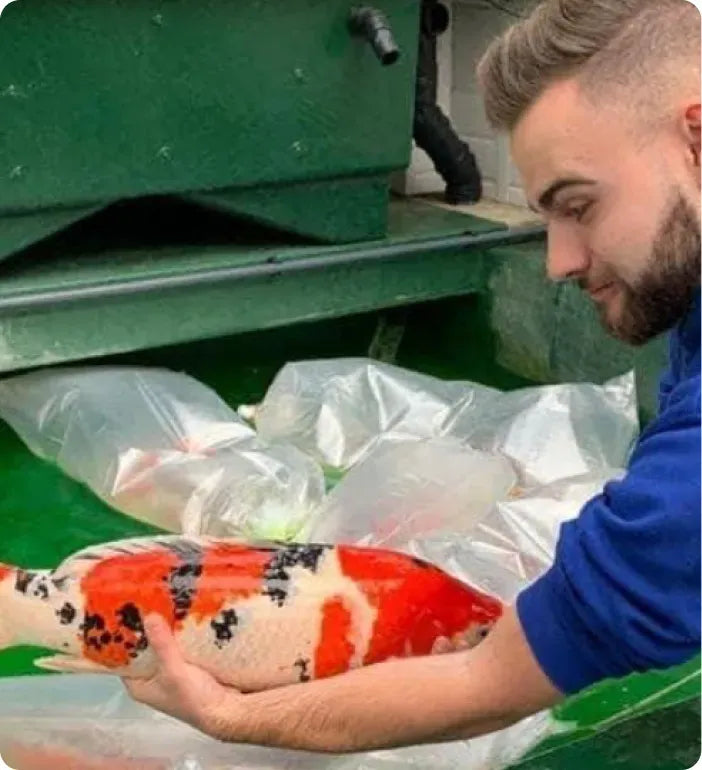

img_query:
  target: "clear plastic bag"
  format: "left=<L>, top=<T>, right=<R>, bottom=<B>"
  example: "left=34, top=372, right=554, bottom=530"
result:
left=109, top=440, right=325, bottom=539
left=245, top=359, right=639, bottom=485
left=0, top=675, right=560, bottom=770
left=306, top=438, right=518, bottom=546
left=244, top=358, right=498, bottom=470
left=0, top=367, right=325, bottom=539
left=403, top=468, right=625, bottom=603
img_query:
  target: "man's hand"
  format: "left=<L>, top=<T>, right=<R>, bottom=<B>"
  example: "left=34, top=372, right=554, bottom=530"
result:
left=121, top=615, right=237, bottom=737
left=122, top=606, right=562, bottom=754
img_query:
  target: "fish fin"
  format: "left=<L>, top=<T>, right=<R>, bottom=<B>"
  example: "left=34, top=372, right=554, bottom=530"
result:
left=33, top=654, right=120, bottom=675
left=51, top=534, right=295, bottom=581
left=50, top=535, right=225, bottom=581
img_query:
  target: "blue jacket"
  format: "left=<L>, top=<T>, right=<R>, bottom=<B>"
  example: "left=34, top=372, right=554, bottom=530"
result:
left=517, top=289, right=701, bottom=694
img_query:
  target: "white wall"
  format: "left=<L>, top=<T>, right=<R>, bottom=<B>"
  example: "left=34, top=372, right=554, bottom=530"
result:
left=391, top=0, right=455, bottom=196
left=451, top=0, right=528, bottom=206
left=395, top=0, right=528, bottom=207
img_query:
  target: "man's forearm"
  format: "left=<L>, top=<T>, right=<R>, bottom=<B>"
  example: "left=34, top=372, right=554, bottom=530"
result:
left=214, top=654, right=514, bottom=752
left=208, top=606, right=561, bottom=753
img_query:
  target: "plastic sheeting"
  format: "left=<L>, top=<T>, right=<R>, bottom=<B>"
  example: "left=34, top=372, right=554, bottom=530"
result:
left=305, top=438, right=519, bottom=545
left=0, top=675, right=561, bottom=770
left=0, top=367, right=325, bottom=540
left=401, top=469, right=625, bottom=603
left=246, top=358, right=638, bottom=485
left=0, top=358, right=638, bottom=769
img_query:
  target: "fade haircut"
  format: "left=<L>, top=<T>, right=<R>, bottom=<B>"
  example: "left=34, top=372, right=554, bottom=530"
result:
left=477, top=0, right=701, bottom=132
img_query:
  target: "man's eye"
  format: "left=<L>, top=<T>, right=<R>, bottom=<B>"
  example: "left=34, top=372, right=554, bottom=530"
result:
left=564, top=202, right=593, bottom=221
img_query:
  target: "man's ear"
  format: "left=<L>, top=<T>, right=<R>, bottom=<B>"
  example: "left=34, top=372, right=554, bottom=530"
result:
left=683, top=103, right=701, bottom=170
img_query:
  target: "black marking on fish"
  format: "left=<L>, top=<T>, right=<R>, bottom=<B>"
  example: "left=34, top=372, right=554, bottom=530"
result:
left=168, top=562, right=203, bottom=621
left=158, top=540, right=205, bottom=621
left=15, top=570, right=33, bottom=595
left=211, top=609, right=238, bottom=649
left=294, top=657, right=311, bottom=683
left=411, top=556, right=432, bottom=570
left=81, top=613, right=105, bottom=633
left=263, top=585, right=287, bottom=606
left=118, top=603, right=144, bottom=633
left=56, top=602, right=77, bottom=625
left=33, top=580, right=50, bottom=600
left=117, top=603, right=148, bottom=653
left=81, top=613, right=108, bottom=652
left=262, top=545, right=330, bottom=607
left=117, top=602, right=144, bottom=633
left=15, top=570, right=53, bottom=600
left=81, top=604, right=150, bottom=657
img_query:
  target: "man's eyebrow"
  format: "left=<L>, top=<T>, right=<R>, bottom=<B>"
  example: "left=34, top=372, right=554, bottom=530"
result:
left=529, top=178, right=597, bottom=213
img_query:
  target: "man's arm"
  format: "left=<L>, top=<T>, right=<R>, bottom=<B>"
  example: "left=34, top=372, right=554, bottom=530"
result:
left=516, top=376, right=701, bottom=695
left=124, top=606, right=562, bottom=754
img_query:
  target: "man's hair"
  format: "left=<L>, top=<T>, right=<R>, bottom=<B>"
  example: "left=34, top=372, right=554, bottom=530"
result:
left=477, top=0, right=700, bottom=131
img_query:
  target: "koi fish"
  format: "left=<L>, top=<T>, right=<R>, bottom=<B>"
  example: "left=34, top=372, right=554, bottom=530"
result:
left=0, top=536, right=503, bottom=692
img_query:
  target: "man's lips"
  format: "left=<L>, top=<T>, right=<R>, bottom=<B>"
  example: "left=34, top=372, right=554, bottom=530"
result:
left=586, top=282, right=616, bottom=301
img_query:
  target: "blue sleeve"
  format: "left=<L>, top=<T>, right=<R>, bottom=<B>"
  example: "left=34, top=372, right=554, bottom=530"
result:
left=658, top=335, right=680, bottom=413
left=516, top=374, right=701, bottom=695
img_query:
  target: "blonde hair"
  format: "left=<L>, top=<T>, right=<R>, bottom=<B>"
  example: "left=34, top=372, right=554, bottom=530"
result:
left=477, top=0, right=701, bottom=131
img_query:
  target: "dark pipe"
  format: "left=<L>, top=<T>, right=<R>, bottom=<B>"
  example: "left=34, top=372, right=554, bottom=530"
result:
left=413, top=0, right=482, bottom=204
left=0, top=225, right=545, bottom=312
left=349, top=7, right=400, bottom=66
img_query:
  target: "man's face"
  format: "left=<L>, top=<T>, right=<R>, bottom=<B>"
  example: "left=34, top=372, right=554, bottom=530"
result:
left=511, top=80, right=701, bottom=345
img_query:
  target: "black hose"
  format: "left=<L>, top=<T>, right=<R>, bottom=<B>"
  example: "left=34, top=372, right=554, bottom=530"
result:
left=413, top=0, right=482, bottom=204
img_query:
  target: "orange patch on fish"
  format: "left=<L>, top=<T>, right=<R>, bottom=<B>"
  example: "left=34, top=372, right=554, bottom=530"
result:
left=314, top=596, right=355, bottom=678
left=337, top=545, right=502, bottom=664
left=188, top=543, right=270, bottom=622
left=80, top=550, right=179, bottom=667
left=0, top=563, right=13, bottom=582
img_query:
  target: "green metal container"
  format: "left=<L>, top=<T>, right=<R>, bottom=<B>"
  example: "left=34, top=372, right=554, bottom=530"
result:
left=0, top=0, right=421, bottom=257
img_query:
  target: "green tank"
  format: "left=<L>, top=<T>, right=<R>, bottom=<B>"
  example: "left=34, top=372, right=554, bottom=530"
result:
left=0, top=0, right=420, bottom=256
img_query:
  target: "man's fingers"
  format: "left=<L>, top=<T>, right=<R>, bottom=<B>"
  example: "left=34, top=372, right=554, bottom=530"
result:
left=431, top=637, right=453, bottom=654
left=143, top=614, right=183, bottom=672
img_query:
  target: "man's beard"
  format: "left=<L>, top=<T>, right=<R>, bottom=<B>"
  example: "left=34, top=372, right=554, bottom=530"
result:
left=589, top=195, right=701, bottom=346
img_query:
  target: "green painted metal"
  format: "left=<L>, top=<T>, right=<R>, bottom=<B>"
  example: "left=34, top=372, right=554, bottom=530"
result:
left=486, top=243, right=668, bottom=423
left=0, top=199, right=524, bottom=372
left=517, top=699, right=700, bottom=770
left=0, top=0, right=421, bottom=246
left=0, top=204, right=103, bottom=262
left=191, top=176, right=391, bottom=243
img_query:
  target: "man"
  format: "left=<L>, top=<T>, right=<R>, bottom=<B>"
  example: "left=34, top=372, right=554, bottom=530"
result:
left=124, top=0, right=701, bottom=752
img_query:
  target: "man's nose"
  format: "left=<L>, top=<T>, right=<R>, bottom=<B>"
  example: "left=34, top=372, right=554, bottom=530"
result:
left=545, top=222, right=589, bottom=282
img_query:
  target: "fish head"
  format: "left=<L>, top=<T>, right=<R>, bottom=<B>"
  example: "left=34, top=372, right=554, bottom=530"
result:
left=408, top=564, right=504, bottom=656
left=446, top=617, right=500, bottom=651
